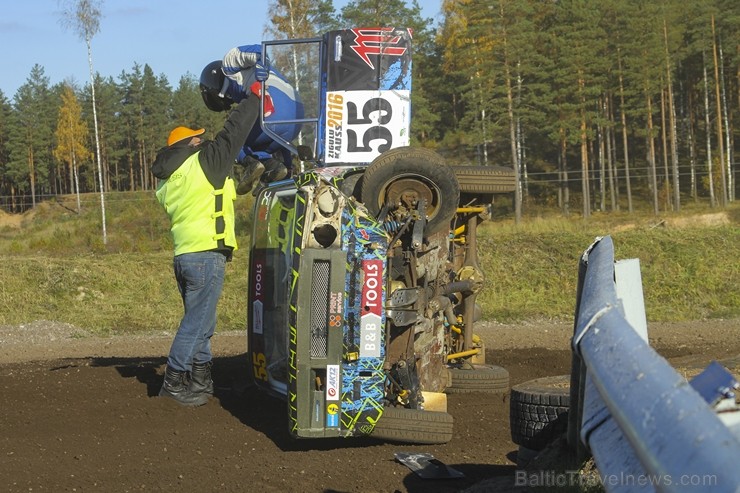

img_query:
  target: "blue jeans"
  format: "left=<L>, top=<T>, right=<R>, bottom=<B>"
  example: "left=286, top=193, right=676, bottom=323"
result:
left=167, top=251, right=227, bottom=372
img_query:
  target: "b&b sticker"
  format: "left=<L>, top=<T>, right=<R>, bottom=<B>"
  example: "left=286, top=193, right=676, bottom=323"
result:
left=360, top=260, right=382, bottom=358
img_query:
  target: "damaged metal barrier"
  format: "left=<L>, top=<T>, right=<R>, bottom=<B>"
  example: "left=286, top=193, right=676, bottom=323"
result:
left=568, top=236, right=740, bottom=492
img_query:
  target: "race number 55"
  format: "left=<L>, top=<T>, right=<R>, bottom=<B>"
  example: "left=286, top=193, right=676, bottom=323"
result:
left=347, top=98, right=393, bottom=153
left=252, top=352, right=268, bottom=381
left=324, top=90, right=410, bottom=164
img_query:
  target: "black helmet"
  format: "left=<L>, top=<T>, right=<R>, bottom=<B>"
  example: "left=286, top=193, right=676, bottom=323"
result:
left=200, top=60, right=233, bottom=112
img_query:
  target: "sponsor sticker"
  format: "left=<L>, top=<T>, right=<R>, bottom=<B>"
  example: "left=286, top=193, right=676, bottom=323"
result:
left=329, top=292, right=343, bottom=329
left=349, top=28, right=409, bottom=70
left=330, top=291, right=343, bottom=315
left=327, top=403, right=339, bottom=427
left=252, top=300, right=263, bottom=335
left=252, top=262, right=264, bottom=334
left=325, top=92, right=344, bottom=162
left=360, top=260, right=383, bottom=358
left=326, top=365, right=340, bottom=401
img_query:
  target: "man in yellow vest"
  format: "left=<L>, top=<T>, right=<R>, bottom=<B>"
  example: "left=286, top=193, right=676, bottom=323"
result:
left=153, top=78, right=273, bottom=406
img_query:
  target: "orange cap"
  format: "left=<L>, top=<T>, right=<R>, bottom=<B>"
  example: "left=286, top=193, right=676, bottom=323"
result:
left=167, top=126, right=205, bottom=146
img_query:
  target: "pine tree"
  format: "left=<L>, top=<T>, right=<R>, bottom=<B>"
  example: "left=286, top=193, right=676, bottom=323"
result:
left=549, top=0, right=610, bottom=218
left=0, top=91, right=13, bottom=211
left=7, top=65, right=55, bottom=210
left=139, top=66, right=172, bottom=190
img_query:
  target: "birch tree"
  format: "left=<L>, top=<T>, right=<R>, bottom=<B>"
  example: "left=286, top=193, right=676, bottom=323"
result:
left=59, top=0, right=107, bottom=244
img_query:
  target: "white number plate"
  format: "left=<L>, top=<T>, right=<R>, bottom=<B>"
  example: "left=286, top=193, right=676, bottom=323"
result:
left=324, top=90, right=410, bottom=164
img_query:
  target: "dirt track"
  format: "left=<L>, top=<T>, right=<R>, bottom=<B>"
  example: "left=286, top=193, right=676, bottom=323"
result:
left=1, top=320, right=738, bottom=492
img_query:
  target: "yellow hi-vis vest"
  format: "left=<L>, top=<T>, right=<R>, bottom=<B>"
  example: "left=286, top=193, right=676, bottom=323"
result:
left=155, top=151, right=238, bottom=256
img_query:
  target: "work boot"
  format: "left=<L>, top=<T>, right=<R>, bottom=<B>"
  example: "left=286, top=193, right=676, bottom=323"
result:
left=261, top=158, right=288, bottom=183
left=159, top=366, right=208, bottom=407
left=190, top=361, right=214, bottom=397
left=236, top=157, right=265, bottom=195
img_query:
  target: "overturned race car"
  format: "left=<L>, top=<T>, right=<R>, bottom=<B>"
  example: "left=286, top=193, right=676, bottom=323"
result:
left=246, top=28, right=515, bottom=444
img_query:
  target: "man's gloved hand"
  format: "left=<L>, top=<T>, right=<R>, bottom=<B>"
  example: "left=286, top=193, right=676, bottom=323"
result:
left=254, top=62, right=269, bottom=82
left=250, top=81, right=274, bottom=118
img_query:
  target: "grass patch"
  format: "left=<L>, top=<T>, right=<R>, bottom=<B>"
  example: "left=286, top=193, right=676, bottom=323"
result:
left=0, top=193, right=737, bottom=333
left=478, top=223, right=739, bottom=322
left=0, top=252, right=249, bottom=336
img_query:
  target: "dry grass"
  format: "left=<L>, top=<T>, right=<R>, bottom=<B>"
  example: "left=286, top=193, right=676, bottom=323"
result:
left=0, top=193, right=738, bottom=333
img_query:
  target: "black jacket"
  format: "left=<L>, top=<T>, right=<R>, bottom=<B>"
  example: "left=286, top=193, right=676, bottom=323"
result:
left=152, top=96, right=260, bottom=188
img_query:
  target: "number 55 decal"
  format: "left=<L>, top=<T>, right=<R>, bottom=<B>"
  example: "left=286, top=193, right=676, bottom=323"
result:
left=252, top=352, right=268, bottom=381
left=324, top=90, right=410, bottom=164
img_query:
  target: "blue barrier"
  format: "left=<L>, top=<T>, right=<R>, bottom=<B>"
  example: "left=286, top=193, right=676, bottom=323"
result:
left=568, top=236, right=740, bottom=492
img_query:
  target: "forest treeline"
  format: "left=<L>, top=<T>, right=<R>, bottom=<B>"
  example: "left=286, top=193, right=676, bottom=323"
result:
left=0, top=0, right=737, bottom=219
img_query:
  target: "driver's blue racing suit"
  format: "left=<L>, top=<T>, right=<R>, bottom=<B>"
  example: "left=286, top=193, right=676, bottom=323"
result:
left=221, top=44, right=304, bottom=174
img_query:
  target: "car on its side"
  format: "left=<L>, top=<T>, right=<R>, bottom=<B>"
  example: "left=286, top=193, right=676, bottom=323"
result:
left=246, top=28, right=515, bottom=443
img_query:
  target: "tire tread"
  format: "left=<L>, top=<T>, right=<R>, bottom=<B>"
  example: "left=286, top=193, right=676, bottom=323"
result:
left=453, top=166, right=516, bottom=193
left=371, top=407, right=454, bottom=444
left=509, top=375, right=570, bottom=450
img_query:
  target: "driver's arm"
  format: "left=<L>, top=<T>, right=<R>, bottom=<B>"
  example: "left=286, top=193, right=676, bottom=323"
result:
left=222, top=45, right=263, bottom=90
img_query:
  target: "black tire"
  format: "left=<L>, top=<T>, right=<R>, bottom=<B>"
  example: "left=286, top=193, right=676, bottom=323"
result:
left=509, top=375, right=570, bottom=451
left=445, top=364, right=510, bottom=394
left=360, top=147, right=460, bottom=234
left=370, top=406, right=454, bottom=444
left=453, top=166, right=516, bottom=194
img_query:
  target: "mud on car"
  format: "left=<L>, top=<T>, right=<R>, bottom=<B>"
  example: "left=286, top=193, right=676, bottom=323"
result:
left=246, top=28, right=515, bottom=444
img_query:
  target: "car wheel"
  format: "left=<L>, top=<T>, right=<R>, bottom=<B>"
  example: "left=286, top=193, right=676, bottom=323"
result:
left=370, top=406, right=454, bottom=444
left=453, top=165, right=516, bottom=194
left=360, top=147, right=460, bottom=234
left=445, top=364, right=510, bottom=394
left=509, top=374, right=570, bottom=451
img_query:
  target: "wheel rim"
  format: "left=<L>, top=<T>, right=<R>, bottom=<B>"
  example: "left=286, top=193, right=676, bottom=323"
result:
left=381, top=174, right=442, bottom=220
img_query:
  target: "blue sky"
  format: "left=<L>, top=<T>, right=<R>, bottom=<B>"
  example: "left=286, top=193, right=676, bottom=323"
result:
left=0, top=0, right=442, bottom=99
